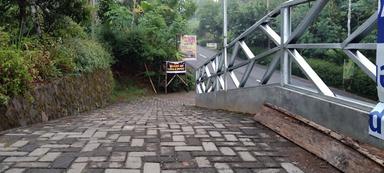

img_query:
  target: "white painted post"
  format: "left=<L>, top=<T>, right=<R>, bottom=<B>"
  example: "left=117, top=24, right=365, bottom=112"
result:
left=377, top=0, right=384, bottom=102
left=223, top=0, right=228, bottom=91
left=369, top=0, right=384, bottom=140
left=281, top=2, right=292, bottom=86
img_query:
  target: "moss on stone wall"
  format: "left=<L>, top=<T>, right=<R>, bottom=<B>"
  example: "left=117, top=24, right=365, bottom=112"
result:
left=0, top=69, right=113, bottom=131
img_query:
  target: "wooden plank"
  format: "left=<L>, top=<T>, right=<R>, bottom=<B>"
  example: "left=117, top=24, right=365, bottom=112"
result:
left=264, top=103, right=384, bottom=167
left=254, top=105, right=384, bottom=173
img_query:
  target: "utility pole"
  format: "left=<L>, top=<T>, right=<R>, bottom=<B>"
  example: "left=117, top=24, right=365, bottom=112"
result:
left=267, top=0, right=271, bottom=49
left=347, top=0, right=352, bottom=36
left=223, top=0, right=228, bottom=91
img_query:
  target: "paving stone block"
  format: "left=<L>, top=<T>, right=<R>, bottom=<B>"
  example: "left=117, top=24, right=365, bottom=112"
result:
left=209, top=156, right=242, bottom=162
left=131, top=139, right=144, bottom=147
left=29, top=148, right=50, bottom=156
left=83, top=168, right=104, bottom=173
left=75, top=156, right=107, bottom=162
left=224, top=135, right=238, bottom=142
left=41, top=144, right=70, bottom=148
left=176, top=152, right=192, bottom=161
left=281, top=163, right=304, bottom=173
left=191, top=151, right=222, bottom=157
left=254, top=169, right=285, bottom=173
left=128, top=152, right=156, bottom=157
left=163, top=161, right=196, bottom=169
left=39, top=152, right=62, bottom=162
left=238, top=152, right=256, bottom=162
left=214, top=163, right=234, bottom=173
left=4, top=168, right=26, bottom=173
left=67, top=163, right=87, bottom=173
left=144, top=162, right=160, bottom=173
left=89, top=162, right=123, bottom=168
left=160, top=142, right=186, bottom=146
left=195, top=157, right=211, bottom=167
left=143, top=156, right=175, bottom=163
left=105, top=169, right=140, bottom=173
left=230, top=162, right=264, bottom=168
left=13, top=162, right=50, bottom=168
left=10, top=140, right=29, bottom=148
left=186, top=138, right=201, bottom=145
left=0, top=152, right=28, bottom=156
left=147, top=130, right=157, bottom=136
left=214, top=124, right=225, bottom=129
left=219, top=147, right=236, bottom=156
left=51, top=153, right=77, bottom=168
left=126, top=157, right=141, bottom=168
left=110, top=152, right=127, bottom=162
left=123, top=126, right=135, bottom=130
left=93, top=132, right=107, bottom=138
left=81, top=143, right=100, bottom=152
left=20, top=144, right=39, bottom=152
left=175, top=146, right=203, bottom=151
left=178, top=168, right=217, bottom=173
left=202, top=142, right=218, bottom=151
left=160, top=147, right=173, bottom=156
left=209, top=131, right=222, bottom=137
left=182, top=126, right=194, bottom=132
left=172, top=136, right=185, bottom=142
left=24, top=169, right=64, bottom=173
left=82, top=129, right=97, bottom=138
left=3, top=157, right=38, bottom=162
left=161, top=170, right=177, bottom=173
left=117, top=136, right=131, bottom=143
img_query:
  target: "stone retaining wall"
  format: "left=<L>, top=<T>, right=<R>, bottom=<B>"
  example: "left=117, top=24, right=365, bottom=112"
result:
left=0, top=69, right=113, bottom=131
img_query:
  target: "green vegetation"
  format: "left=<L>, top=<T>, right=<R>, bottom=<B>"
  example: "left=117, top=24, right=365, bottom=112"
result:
left=0, top=0, right=197, bottom=105
left=0, top=0, right=112, bottom=105
left=194, top=0, right=377, bottom=100
left=97, top=0, right=196, bottom=91
left=111, top=79, right=147, bottom=103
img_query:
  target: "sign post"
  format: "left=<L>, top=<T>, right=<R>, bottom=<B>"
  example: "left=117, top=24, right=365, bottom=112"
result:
left=164, top=61, right=188, bottom=94
left=369, top=0, right=384, bottom=140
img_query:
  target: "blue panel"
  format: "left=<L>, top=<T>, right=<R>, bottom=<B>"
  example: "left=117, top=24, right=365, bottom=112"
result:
left=379, top=0, right=384, bottom=43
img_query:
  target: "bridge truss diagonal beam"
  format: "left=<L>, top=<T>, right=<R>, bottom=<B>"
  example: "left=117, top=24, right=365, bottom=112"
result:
left=195, top=0, right=378, bottom=108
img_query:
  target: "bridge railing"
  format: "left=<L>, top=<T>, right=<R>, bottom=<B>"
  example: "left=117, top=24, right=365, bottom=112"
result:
left=196, top=0, right=377, bottom=106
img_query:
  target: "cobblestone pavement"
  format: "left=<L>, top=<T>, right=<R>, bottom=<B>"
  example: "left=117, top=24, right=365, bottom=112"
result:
left=0, top=93, right=338, bottom=173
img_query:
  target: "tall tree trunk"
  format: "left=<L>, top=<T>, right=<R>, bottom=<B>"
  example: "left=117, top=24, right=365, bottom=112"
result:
left=17, top=0, right=27, bottom=47
left=31, top=4, right=42, bottom=37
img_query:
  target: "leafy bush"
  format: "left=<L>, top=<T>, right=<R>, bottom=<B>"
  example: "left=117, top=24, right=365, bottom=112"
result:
left=308, top=59, right=343, bottom=87
left=0, top=28, right=11, bottom=48
left=348, top=69, right=377, bottom=100
left=52, top=17, right=87, bottom=39
left=70, top=39, right=113, bottom=73
left=111, top=29, right=147, bottom=70
left=0, top=0, right=114, bottom=106
left=50, top=43, right=77, bottom=74
left=0, top=50, right=32, bottom=105
left=111, top=78, right=147, bottom=103
left=24, top=50, right=60, bottom=81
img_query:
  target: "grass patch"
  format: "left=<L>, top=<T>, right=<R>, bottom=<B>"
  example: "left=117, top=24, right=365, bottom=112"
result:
left=111, top=79, right=147, bottom=103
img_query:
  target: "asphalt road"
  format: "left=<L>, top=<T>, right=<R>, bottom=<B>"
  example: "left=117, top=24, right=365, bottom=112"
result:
left=186, top=46, right=375, bottom=105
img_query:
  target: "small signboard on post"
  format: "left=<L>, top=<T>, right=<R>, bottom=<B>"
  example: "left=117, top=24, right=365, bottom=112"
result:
left=206, top=43, right=218, bottom=49
left=164, top=61, right=188, bottom=93
left=180, top=35, right=197, bottom=61
left=369, top=0, right=384, bottom=140
left=166, top=61, right=186, bottom=74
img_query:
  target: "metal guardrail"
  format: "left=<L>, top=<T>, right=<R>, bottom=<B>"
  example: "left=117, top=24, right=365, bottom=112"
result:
left=195, top=0, right=377, bottom=106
